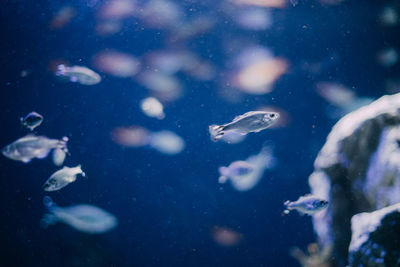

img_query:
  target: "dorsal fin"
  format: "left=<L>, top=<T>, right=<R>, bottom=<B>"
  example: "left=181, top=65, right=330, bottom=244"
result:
left=232, top=111, right=262, bottom=122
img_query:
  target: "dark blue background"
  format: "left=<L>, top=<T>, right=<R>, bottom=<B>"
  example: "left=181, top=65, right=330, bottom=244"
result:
left=0, top=0, right=398, bottom=266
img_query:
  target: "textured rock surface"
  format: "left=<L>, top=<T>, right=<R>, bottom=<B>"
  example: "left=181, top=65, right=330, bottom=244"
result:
left=308, top=93, right=400, bottom=266
left=349, top=203, right=400, bottom=266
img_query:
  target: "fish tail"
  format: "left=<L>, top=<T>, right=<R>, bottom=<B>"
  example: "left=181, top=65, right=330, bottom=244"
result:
left=209, top=125, right=225, bottom=141
left=281, top=209, right=290, bottom=216
left=58, top=136, right=70, bottom=155
left=55, top=64, right=66, bottom=76
left=77, top=165, right=87, bottom=178
left=282, top=200, right=293, bottom=216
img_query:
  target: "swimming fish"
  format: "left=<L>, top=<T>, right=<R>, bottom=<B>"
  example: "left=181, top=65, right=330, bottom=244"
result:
left=56, top=64, right=101, bottom=85
left=43, top=165, right=85, bottom=191
left=218, top=160, right=254, bottom=184
left=41, top=196, right=118, bottom=234
left=209, top=111, right=280, bottom=141
left=20, top=111, right=43, bottom=131
left=1, top=134, right=69, bottom=163
left=283, top=195, right=328, bottom=215
left=218, top=146, right=276, bottom=191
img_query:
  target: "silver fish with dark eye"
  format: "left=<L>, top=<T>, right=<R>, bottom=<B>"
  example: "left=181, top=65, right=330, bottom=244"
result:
left=56, top=64, right=101, bottom=85
left=283, top=194, right=328, bottom=216
left=43, top=165, right=85, bottom=191
left=1, top=134, right=69, bottom=163
left=209, top=111, right=280, bottom=141
left=21, top=111, right=43, bottom=131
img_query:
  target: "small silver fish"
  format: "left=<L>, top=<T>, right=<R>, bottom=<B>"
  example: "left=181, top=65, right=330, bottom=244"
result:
left=218, top=160, right=254, bottom=184
left=21, top=111, right=43, bottom=131
left=209, top=111, right=280, bottom=141
left=1, top=134, right=69, bottom=163
left=43, top=165, right=85, bottom=191
left=283, top=195, right=328, bottom=215
left=56, top=64, right=101, bottom=85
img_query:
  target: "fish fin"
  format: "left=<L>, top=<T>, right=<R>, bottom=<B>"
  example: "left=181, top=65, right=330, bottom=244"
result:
left=40, top=214, right=57, bottom=228
left=232, top=111, right=255, bottom=122
left=284, top=200, right=290, bottom=206
left=218, top=175, right=228, bottom=184
left=218, top=166, right=229, bottom=176
left=21, top=158, right=32, bottom=163
left=43, top=196, right=57, bottom=209
left=37, top=149, right=50, bottom=159
left=298, top=210, right=307, bottom=216
left=70, top=76, right=78, bottom=82
left=209, top=125, right=225, bottom=141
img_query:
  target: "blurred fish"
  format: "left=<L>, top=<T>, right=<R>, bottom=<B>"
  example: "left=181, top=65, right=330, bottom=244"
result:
left=43, top=165, right=85, bottom=192
left=283, top=195, right=328, bottom=215
left=212, top=226, right=242, bottom=247
left=209, top=111, right=279, bottom=141
left=149, top=130, right=185, bottom=155
left=140, top=97, right=165, bottom=119
left=41, top=196, right=118, bottom=234
left=218, top=160, right=254, bottom=183
left=380, top=6, right=398, bottom=26
left=92, top=51, right=140, bottom=77
left=219, top=145, right=276, bottom=191
left=56, top=64, right=101, bottom=85
left=52, top=148, right=66, bottom=166
left=377, top=47, right=398, bottom=67
left=20, top=111, right=43, bottom=131
left=50, top=6, right=77, bottom=30
left=2, top=135, right=68, bottom=163
left=111, top=126, right=150, bottom=147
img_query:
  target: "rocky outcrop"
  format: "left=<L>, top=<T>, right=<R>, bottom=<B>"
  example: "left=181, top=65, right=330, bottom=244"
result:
left=308, top=93, right=400, bottom=266
left=349, top=203, right=400, bottom=266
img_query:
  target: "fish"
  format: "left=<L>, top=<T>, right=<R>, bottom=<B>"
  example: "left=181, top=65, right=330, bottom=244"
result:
left=1, top=134, right=69, bottom=163
left=140, top=97, right=165, bottom=119
left=283, top=195, right=328, bottom=216
left=41, top=196, right=118, bottom=234
left=20, top=111, right=43, bottom=131
left=209, top=111, right=280, bottom=141
left=52, top=148, right=66, bottom=166
left=218, top=145, right=276, bottom=191
left=149, top=130, right=185, bottom=155
left=218, top=160, right=254, bottom=184
left=43, top=165, right=85, bottom=191
left=56, top=64, right=101, bottom=85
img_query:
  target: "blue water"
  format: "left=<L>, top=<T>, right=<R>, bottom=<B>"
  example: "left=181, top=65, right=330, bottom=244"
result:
left=0, top=0, right=397, bottom=266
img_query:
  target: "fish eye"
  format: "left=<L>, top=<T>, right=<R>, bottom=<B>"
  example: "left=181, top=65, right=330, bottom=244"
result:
left=269, top=113, right=275, bottom=118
